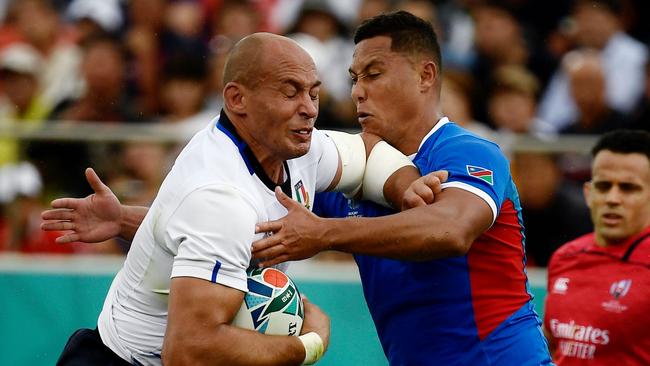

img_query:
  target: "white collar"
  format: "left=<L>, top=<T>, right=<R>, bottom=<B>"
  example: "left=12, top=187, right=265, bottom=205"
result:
left=409, top=117, right=450, bottom=160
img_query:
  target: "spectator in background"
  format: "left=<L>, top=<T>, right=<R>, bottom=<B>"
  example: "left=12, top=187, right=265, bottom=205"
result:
left=30, top=36, right=134, bottom=199
left=544, top=130, right=650, bottom=364
left=487, top=65, right=551, bottom=135
left=560, top=50, right=630, bottom=134
left=158, top=54, right=212, bottom=134
left=513, top=152, right=592, bottom=267
left=471, top=2, right=557, bottom=124
left=289, top=0, right=355, bottom=129
left=630, top=61, right=650, bottom=131
left=65, top=0, right=124, bottom=43
left=10, top=0, right=83, bottom=109
left=440, top=70, right=493, bottom=139
left=538, top=0, right=648, bottom=131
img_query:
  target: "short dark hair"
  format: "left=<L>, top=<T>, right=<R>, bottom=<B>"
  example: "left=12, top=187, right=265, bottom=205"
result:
left=354, top=10, right=442, bottom=71
left=592, top=130, right=650, bottom=161
left=573, top=0, right=623, bottom=15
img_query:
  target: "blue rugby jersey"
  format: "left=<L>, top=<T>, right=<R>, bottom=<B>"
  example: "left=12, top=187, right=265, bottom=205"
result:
left=314, top=118, right=553, bottom=365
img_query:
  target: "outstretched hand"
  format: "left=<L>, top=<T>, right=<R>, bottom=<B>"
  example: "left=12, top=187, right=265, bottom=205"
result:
left=401, top=170, right=448, bottom=210
left=251, top=187, right=327, bottom=267
left=41, top=168, right=122, bottom=244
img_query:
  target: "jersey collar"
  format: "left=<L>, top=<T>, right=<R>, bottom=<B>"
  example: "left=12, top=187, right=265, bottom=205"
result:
left=408, top=116, right=450, bottom=160
left=215, top=110, right=293, bottom=197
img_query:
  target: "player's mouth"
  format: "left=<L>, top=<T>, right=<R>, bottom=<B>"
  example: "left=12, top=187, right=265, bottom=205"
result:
left=292, top=127, right=312, bottom=142
left=602, top=213, right=623, bottom=225
left=357, top=111, right=372, bottom=124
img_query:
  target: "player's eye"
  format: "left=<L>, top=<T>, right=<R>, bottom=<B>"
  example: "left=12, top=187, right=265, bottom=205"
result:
left=593, top=181, right=612, bottom=193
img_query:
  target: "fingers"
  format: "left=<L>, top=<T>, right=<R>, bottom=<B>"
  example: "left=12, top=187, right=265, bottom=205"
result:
left=85, top=167, right=110, bottom=194
left=41, top=221, right=76, bottom=232
left=429, top=170, right=449, bottom=184
left=402, top=191, right=427, bottom=210
left=251, top=233, right=282, bottom=255
left=255, top=220, right=283, bottom=234
left=55, top=233, right=81, bottom=244
left=50, top=198, right=81, bottom=210
left=257, top=255, right=288, bottom=268
left=274, top=187, right=300, bottom=210
left=41, top=208, right=75, bottom=221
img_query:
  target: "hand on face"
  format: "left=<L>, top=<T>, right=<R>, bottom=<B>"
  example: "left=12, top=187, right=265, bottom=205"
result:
left=251, top=187, right=327, bottom=267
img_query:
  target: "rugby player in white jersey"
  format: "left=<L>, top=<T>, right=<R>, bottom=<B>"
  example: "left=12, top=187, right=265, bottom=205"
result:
left=48, top=33, right=425, bottom=366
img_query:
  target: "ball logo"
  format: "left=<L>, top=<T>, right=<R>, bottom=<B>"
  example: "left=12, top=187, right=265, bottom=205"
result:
left=232, top=268, right=304, bottom=335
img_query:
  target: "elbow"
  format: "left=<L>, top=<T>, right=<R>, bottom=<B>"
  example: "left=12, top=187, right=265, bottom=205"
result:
left=444, top=235, right=472, bottom=257
left=424, top=228, right=473, bottom=258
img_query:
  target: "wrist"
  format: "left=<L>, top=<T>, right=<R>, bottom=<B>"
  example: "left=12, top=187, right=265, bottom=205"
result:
left=298, top=332, right=324, bottom=365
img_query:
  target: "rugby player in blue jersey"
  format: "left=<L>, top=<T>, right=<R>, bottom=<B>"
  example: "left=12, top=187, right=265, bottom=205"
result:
left=252, top=11, right=553, bottom=365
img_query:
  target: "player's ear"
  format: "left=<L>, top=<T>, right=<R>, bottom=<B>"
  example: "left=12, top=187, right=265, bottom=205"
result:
left=419, top=60, right=437, bottom=92
left=223, top=82, right=246, bottom=114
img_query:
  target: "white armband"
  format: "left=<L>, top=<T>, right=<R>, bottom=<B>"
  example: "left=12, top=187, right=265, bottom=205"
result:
left=362, top=141, right=415, bottom=208
left=299, top=332, right=324, bottom=365
left=323, top=130, right=366, bottom=198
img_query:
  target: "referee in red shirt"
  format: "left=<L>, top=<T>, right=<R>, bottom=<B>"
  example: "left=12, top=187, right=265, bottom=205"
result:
left=544, top=130, right=650, bottom=365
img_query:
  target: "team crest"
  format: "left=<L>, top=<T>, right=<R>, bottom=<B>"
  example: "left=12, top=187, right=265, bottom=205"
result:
left=294, top=180, right=310, bottom=209
left=466, top=165, right=494, bottom=185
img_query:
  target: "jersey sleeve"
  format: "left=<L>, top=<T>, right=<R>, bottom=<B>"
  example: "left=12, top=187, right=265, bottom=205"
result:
left=430, top=137, right=510, bottom=224
left=311, top=128, right=340, bottom=192
left=167, top=184, right=257, bottom=292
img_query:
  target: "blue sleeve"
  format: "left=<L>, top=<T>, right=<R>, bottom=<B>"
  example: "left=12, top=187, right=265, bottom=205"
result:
left=419, top=136, right=510, bottom=218
left=314, top=192, right=394, bottom=219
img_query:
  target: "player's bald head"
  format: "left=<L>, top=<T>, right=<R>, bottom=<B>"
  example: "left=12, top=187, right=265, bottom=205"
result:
left=222, top=32, right=315, bottom=90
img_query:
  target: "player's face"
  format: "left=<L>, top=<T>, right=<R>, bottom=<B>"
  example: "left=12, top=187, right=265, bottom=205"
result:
left=246, top=51, right=320, bottom=161
left=584, top=151, right=650, bottom=246
left=349, top=36, right=422, bottom=148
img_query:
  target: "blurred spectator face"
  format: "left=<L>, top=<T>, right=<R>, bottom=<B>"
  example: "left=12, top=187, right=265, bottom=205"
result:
left=396, top=0, right=436, bottom=24
left=488, top=90, right=535, bottom=133
left=473, top=6, right=519, bottom=57
left=212, top=2, right=259, bottom=41
left=14, top=0, right=59, bottom=46
left=0, top=71, right=38, bottom=113
left=572, top=4, right=617, bottom=49
left=585, top=150, right=650, bottom=245
left=122, top=142, right=167, bottom=181
left=567, top=54, right=606, bottom=114
left=356, top=0, right=391, bottom=24
left=441, top=81, right=472, bottom=126
left=129, top=0, right=166, bottom=29
left=295, top=11, right=339, bottom=43
left=82, top=41, right=125, bottom=99
left=161, top=78, right=205, bottom=120
left=514, top=153, right=561, bottom=209
left=165, top=1, right=204, bottom=38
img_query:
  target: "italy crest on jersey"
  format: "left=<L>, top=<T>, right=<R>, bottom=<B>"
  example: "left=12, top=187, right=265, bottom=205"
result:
left=294, top=180, right=310, bottom=210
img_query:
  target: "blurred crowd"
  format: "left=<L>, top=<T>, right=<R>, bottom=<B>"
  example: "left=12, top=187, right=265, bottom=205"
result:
left=0, top=0, right=648, bottom=265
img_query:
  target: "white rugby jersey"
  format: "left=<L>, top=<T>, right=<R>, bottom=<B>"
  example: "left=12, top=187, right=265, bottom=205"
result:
left=97, top=112, right=339, bottom=365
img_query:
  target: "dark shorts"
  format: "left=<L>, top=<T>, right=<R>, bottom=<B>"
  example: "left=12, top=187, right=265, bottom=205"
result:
left=57, top=328, right=135, bottom=366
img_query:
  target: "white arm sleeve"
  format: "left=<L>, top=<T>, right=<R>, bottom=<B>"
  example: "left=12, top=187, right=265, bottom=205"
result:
left=362, top=141, right=416, bottom=208
left=168, top=184, right=258, bottom=292
left=322, top=130, right=366, bottom=197
left=312, top=128, right=343, bottom=192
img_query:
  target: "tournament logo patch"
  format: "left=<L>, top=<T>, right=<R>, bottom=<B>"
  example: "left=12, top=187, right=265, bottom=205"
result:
left=466, top=165, right=494, bottom=185
left=294, top=180, right=310, bottom=210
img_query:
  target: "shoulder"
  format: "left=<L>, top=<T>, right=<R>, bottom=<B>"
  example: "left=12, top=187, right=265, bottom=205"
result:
left=548, top=233, right=594, bottom=266
left=427, top=123, right=506, bottom=163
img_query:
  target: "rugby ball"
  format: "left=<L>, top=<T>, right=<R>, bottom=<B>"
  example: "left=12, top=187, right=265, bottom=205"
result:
left=232, top=267, right=304, bottom=336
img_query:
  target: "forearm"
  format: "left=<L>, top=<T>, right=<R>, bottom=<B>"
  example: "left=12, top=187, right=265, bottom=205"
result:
left=119, top=205, right=149, bottom=241
left=164, top=325, right=305, bottom=366
left=323, top=205, right=469, bottom=261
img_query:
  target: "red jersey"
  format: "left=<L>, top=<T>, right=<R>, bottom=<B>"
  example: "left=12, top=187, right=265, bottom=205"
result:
left=544, top=227, right=650, bottom=365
